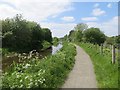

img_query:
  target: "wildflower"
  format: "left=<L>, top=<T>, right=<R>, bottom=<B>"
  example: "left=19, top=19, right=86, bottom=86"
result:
left=43, top=70, right=45, bottom=73
left=6, top=56, right=10, bottom=58
left=20, top=79, right=22, bottom=83
left=43, top=78, right=45, bottom=81
left=19, top=85, right=23, bottom=88
left=30, top=79, right=32, bottom=82
left=24, top=64, right=30, bottom=68
left=35, top=83, right=38, bottom=86
left=25, top=76, right=29, bottom=79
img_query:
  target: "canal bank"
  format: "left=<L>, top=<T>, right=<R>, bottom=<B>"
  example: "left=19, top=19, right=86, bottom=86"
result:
left=2, top=43, right=63, bottom=71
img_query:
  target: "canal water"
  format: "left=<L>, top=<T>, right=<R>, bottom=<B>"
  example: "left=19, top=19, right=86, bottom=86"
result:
left=2, top=43, right=63, bottom=70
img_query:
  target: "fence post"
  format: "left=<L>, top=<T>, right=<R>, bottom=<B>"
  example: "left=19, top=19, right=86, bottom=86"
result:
left=112, top=45, right=116, bottom=64
left=100, top=44, right=103, bottom=54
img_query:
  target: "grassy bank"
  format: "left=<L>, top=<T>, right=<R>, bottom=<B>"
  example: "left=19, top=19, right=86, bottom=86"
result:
left=77, top=42, right=118, bottom=88
left=2, top=42, right=76, bottom=89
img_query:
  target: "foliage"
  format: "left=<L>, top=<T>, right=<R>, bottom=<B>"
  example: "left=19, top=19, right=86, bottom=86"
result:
left=106, top=36, right=115, bottom=45
left=68, top=30, right=83, bottom=42
left=83, top=27, right=106, bottom=45
left=105, top=35, right=120, bottom=49
left=115, top=35, right=120, bottom=44
left=1, top=48, right=10, bottom=56
left=78, top=42, right=118, bottom=88
left=2, top=42, right=76, bottom=88
left=42, top=40, right=52, bottom=50
left=52, top=37, right=59, bottom=46
left=74, top=23, right=88, bottom=31
left=2, top=14, right=52, bottom=52
left=42, top=28, right=52, bottom=44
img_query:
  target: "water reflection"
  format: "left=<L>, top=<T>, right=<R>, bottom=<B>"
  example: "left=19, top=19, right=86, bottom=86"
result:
left=52, top=43, right=63, bottom=55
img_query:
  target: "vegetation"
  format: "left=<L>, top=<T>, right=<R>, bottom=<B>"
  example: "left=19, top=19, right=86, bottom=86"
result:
left=2, top=42, right=76, bottom=88
left=68, top=23, right=106, bottom=46
left=2, top=14, right=52, bottom=53
left=83, top=28, right=106, bottom=45
left=41, top=40, right=52, bottom=51
left=78, top=43, right=118, bottom=88
left=52, top=37, right=59, bottom=46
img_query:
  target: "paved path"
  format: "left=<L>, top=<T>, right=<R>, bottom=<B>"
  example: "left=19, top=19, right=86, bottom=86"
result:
left=62, top=45, right=97, bottom=88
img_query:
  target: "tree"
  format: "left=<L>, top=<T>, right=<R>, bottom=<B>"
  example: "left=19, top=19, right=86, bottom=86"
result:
left=83, top=27, right=106, bottom=45
left=75, top=30, right=83, bottom=42
left=106, top=36, right=115, bottom=45
left=42, top=28, right=52, bottom=44
left=115, top=35, right=120, bottom=44
left=31, top=24, right=43, bottom=50
left=2, top=14, right=53, bottom=52
left=68, top=30, right=75, bottom=42
left=74, top=23, right=88, bottom=31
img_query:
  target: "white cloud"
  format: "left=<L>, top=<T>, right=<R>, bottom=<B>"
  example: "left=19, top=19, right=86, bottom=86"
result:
left=81, top=17, right=98, bottom=21
left=94, top=3, right=99, bottom=8
left=0, top=0, right=73, bottom=22
left=0, top=4, right=21, bottom=19
left=40, top=22, right=76, bottom=37
left=92, top=8, right=106, bottom=16
left=61, top=16, right=75, bottom=22
left=107, top=3, right=112, bottom=8
left=86, top=16, right=118, bottom=36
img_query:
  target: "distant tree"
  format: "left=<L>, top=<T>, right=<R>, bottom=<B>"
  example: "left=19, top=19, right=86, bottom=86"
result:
left=106, top=37, right=115, bottom=45
left=74, top=23, right=88, bottom=31
left=75, top=30, right=83, bottom=42
left=115, top=35, right=120, bottom=48
left=115, top=35, right=120, bottom=44
left=83, top=27, right=106, bottom=45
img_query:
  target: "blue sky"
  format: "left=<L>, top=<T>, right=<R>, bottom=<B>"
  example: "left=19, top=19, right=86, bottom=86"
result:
left=45, top=2, right=118, bottom=23
left=0, top=0, right=119, bottom=37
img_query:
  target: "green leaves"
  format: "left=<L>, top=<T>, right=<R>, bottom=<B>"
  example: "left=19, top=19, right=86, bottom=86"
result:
left=83, top=28, right=106, bottom=45
left=2, top=14, right=52, bottom=52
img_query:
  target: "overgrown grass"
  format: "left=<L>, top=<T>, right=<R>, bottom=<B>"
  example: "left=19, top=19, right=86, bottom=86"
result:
left=77, top=42, right=118, bottom=88
left=2, top=42, right=76, bottom=89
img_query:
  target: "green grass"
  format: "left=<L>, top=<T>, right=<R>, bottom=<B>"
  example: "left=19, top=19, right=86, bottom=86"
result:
left=77, top=42, right=118, bottom=88
left=2, top=42, right=76, bottom=89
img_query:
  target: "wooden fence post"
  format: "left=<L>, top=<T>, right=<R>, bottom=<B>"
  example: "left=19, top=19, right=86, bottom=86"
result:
left=100, top=44, right=103, bottom=54
left=112, top=45, right=116, bottom=64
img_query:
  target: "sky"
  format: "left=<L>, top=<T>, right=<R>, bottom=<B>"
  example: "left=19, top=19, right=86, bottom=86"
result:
left=0, top=0, right=119, bottom=37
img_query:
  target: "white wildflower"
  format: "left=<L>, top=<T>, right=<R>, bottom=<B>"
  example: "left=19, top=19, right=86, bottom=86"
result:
left=25, top=76, right=29, bottom=79
left=20, top=79, right=22, bottom=83
left=24, top=64, right=30, bottom=68
left=19, top=85, right=23, bottom=88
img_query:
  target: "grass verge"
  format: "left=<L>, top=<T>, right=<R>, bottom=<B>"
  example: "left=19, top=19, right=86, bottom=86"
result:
left=77, top=42, right=118, bottom=88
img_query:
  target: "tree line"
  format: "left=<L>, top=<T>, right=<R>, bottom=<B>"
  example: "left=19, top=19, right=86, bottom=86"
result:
left=2, top=14, right=52, bottom=52
left=64, top=23, right=120, bottom=47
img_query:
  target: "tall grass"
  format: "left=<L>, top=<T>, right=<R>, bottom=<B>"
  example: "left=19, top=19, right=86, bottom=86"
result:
left=2, top=42, right=76, bottom=89
left=78, top=42, right=118, bottom=88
